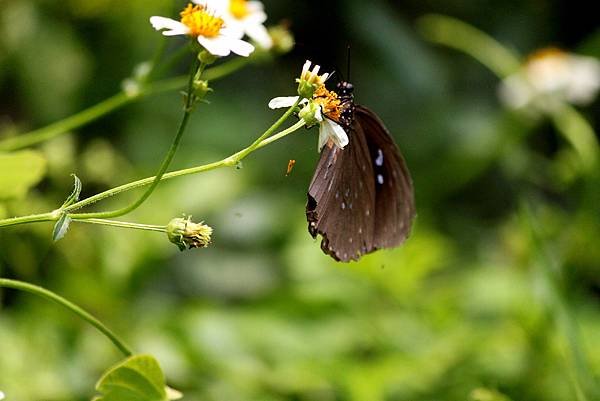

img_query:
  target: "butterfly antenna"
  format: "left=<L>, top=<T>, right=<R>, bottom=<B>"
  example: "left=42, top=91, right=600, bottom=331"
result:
left=346, top=45, right=352, bottom=81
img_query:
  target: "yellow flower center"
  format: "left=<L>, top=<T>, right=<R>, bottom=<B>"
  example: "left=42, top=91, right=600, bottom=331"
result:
left=313, top=86, right=342, bottom=122
left=527, top=47, right=566, bottom=63
left=180, top=3, right=224, bottom=38
left=230, top=0, right=250, bottom=19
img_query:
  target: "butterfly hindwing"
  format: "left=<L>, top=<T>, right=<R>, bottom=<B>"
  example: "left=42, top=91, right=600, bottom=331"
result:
left=355, top=106, right=415, bottom=249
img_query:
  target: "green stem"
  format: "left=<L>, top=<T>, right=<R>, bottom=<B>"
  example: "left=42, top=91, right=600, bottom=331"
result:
left=417, top=14, right=522, bottom=78
left=0, top=103, right=304, bottom=228
left=0, top=59, right=246, bottom=152
left=520, top=202, right=597, bottom=401
left=0, top=212, right=55, bottom=228
left=69, top=56, right=202, bottom=220
left=551, top=103, right=599, bottom=171
left=74, top=218, right=166, bottom=232
left=0, top=278, right=133, bottom=357
left=66, top=99, right=302, bottom=214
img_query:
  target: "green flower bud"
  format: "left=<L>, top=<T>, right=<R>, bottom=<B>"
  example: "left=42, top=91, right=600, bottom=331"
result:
left=193, top=79, right=212, bottom=100
left=167, top=217, right=213, bottom=251
left=198, top=50, right=218, bottom=65
left=298, top=101, right=323, bottom=127
left=268, top=24, right=295, bottom=55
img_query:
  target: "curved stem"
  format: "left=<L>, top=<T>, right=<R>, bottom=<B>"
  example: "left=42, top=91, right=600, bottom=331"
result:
left=66, top=99, right=302, bottom=214
left=0, top=278, right=133, bottom=357
left=417, top=14, right=522, bottom=78
left=69, top=56, right=202, bottom=220
left=551, top=104, right=599, bottom=171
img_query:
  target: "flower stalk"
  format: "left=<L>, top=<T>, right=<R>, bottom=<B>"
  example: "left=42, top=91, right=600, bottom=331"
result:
left=0, top=278, right=133, bottom=357
left=0, top=99, right=304, bottom=228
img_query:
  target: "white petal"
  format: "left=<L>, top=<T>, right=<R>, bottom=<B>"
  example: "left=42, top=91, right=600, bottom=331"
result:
left=318, top=125, right=329, bottom=152
left=247, top=1, right=265, bottom=13
left=197, top=35, right=232, bottom=57
left=244, top=10, right=267, bottom=24
left=225, top=37, right=255, bottom=57
left=245, top=22, right=272, bottom=49
left=268, top=96, right=299, bottom=109
left=149, top=17, right=189, bottom=36
left=194, top=0, right=228, bottom=14
left=319, top=119, right=348, bottom=151
left=220, top=25, right=245, bottom=40
left=302, top=60, right=311, bottom=75
left=498, top=74, right=533, bottom=109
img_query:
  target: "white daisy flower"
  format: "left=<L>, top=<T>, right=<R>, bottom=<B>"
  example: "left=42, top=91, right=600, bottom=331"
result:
left=268, top=97, right=348, bottom=152
left=149, top=3, right=254, bottom=57
left=194, top=0, right=273, bottom=49
left=499, top=48, right=600, bottom=112
left=269, top=60, right=347, bottom=151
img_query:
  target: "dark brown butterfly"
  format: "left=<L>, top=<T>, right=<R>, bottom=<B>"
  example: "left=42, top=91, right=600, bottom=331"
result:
left=306, top=81, right=415, bottom=262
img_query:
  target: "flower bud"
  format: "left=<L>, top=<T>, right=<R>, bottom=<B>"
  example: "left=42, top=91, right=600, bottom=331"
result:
left=268, top=24, right=295, bottom=55
left=193, top=79, right=212, bottom=100
left=296, top=60, right=330, bottom=99
left=198, top=49, right=218, bottom=65
left=298, top=101, right=323, bottom=127
left=167, top=217, right=213, bottom=251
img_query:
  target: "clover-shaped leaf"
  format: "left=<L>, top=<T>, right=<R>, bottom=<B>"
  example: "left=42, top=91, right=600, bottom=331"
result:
left=93, top=354, right=182, bottom=401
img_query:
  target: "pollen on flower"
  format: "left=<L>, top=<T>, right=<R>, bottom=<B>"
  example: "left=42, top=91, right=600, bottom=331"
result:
left=230, top=0, right=250, bottom=19
left=313, top=86, right=342, bottom=122
left=527, top=47, right=567, bottom=63
left=180, top=3, right=224, bottom=38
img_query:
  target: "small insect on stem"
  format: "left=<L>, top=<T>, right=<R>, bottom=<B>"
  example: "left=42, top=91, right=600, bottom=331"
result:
left=286, top=159, right=296, bottom=176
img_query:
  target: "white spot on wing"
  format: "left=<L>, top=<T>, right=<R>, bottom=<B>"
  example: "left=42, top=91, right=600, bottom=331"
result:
left=377, top=174, right=384, bottom=185
left=375, top=149, right=384, bottom=166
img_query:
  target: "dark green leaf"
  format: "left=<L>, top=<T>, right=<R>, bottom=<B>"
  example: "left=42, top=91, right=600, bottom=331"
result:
left=60, top=173, right=82, bottom=208
left=52, top=213, right=72, bottom=242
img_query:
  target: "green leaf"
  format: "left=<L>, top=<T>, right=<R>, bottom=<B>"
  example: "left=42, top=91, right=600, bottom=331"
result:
left=52, top=213, right=72, bottom=242
left=0, top=150, right=47, bottom=200
left=93, top=355, right=181, bottom=401
left=60, top=173, right=82, bottom=208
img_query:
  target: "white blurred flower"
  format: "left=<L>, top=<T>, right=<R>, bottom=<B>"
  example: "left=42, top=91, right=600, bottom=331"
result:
left=499, top=48, right=600, bottom=112
left=194, top=0, right=272, bottom=49
left=0, top=390, right=4, bottom=400
left=149, top=3, right=254, bottom=57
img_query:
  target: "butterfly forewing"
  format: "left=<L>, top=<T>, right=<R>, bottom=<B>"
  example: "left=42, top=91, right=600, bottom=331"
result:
left=306, top=104, right=415, bottom=262
left=307, top=124, right=376, bottom=261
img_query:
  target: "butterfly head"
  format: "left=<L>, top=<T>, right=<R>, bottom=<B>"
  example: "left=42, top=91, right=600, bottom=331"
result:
left=336, top=81, right=354, bottom=97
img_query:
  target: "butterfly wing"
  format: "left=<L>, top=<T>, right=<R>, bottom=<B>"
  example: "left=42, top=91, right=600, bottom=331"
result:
left=306, top=106, right=415, bottom=262
left=306, top=120, right=376, bottom=262
left=355, top=105, right=415, bottom=249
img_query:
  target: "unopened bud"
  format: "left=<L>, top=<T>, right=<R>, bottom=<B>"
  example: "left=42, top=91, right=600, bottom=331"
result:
left=167, top=217, right=213, bottom=251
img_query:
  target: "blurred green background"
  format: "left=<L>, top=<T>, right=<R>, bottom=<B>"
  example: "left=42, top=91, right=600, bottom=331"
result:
left=1, top=0, right=600, bottom=400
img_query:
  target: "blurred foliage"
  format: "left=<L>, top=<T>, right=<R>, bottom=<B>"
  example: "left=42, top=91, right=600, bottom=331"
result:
left=1, top=0, right=600, bottom=400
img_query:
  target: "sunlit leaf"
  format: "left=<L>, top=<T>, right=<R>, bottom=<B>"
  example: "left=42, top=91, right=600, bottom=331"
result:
left=0, top=150, right=47, bottom=200
left=93, top=354, right=181, bottom=401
